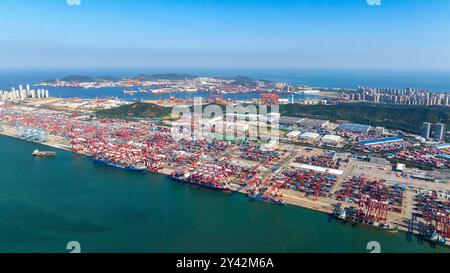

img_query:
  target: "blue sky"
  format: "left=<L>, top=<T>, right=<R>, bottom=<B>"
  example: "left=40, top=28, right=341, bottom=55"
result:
left=0, top=0, right=449, bottom=70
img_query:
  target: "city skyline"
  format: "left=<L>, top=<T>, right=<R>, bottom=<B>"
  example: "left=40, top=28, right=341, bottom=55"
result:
left=0, top=0, right=450, bottom=70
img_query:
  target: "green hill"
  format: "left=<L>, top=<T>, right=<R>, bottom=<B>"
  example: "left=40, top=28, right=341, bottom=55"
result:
left=96, top=102, right=171, bottom=119
left=279, top=103, right=450, bottom=134
left=133, top=73, right=196, bottom=81
left=43, top=75, right=120, bottom=83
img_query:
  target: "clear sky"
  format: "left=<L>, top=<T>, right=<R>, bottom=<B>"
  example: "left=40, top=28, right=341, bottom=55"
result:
left=1, top=0, right=450, bottom=70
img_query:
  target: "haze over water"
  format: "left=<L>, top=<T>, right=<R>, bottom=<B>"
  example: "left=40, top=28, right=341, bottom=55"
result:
left=1, top=69, right=450, bottom=92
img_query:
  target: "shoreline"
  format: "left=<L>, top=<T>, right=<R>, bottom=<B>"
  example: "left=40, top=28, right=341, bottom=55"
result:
left=0, top=127, right=336, bottom=214
left=0, top=128, right=447, bottom=246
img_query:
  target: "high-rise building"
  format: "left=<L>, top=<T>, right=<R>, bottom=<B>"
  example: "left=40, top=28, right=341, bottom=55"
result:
left=421, top=122, right=432, bottom=139
left=434, top=123, right=446, bottom=141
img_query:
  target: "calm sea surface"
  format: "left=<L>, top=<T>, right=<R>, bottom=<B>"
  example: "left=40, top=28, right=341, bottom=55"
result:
left=0, top=135, right=448, bottom=253
left=1, top=69, right=450, bottom=94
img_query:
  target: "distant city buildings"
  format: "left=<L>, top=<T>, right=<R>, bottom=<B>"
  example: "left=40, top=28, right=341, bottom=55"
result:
left=0, top=85, right=50, bottom=102
left=348, top=87, right=450, bottom=106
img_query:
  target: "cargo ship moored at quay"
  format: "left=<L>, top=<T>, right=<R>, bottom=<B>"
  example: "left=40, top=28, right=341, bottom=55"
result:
left=333, top=205, right=399, bottom=234
left=171, top=171, right=230, bottom=191
left=248, top=191, right=286, bottom=206
left=92, top=156, right=147, bottom=172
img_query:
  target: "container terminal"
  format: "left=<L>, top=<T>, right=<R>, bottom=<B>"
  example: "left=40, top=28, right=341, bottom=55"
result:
left=0, top=100, right=449, bottom=247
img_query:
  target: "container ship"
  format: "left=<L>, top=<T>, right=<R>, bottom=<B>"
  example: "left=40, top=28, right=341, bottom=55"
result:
left=32, top=149, right=56, bottom=157
left=424, top=230, right=449, bottom=248
left=248, top=191, right=286, bottom=206
left=333, top=205, right=399, bottom=233
left=93, top=156, right=147, bottom=172
left=171, top=171, right=230, bottom=191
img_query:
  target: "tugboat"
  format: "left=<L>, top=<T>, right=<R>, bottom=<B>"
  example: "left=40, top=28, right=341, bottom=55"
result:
left=32, top=149, right=56, bottom=157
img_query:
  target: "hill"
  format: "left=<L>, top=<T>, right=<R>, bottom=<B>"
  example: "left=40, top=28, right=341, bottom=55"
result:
left=43, top=75, right=120, bottom=83
left=133, top=73, right=197, bottom=81
left=96, top=102, right=171, bottom=119
left=42, top=73, right=266, bottom=85
left=279, top=103, right=450, bottom=134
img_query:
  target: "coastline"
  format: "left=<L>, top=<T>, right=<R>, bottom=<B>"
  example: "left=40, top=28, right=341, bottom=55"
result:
left=0, top=126, right=335, bottom=214
left=0, top=126, right=433, bottom=242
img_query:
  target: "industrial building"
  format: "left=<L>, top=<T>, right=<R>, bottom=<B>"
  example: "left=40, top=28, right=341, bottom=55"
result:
left=321, top=134, right=343, bottom=146
left=434, top=123, right=446, bottom=141
left=338, top=123, right=371, bottom=133
left=279, top=116, right=302, bottom=126
left=435, top=143, right=450, bottom=150
left=297, top=118, right=329, bottom=129
left=374, top=126, right=386, bottom=135
left=299, top=132, right=321, bottom=143
left=421, top=122, right=432, bottom=139
left=421, top=122, right=447, bottom=141
left=358, top=136, right=404, bottom=146
left=286, top=131, right=301, bottom=140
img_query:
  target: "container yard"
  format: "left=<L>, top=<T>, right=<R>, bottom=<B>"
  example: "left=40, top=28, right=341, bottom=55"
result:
left=412, top=190, right=450, bottom=246
left=0, top=101, right=449, bottom=247
left=335, top=176, right=404, bottom=214
left=396, top=147, right=450, bottom=169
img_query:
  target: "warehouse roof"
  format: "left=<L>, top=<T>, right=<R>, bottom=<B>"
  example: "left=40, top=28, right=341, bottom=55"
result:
left=297, top=118, right=329, bottom=128
left=300, top=132, right=321, bottom=140
left=289, top=162, right=344, bottom=175
left=435, top=143, right=450, bottom=150
left=321, top=134, right=343, bottom=142
left=286, top=131, right=301, bottom=138
left=279, top=116, right=302, bottom=125
left=358, top=136, right=404, bottom=146
left=339, top=123, right=372, bottom=133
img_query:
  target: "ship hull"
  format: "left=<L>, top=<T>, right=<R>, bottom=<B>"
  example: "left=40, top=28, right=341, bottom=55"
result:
left=332, top=213, right=398, bottom=233
left=171, top=176, right=229, bottom=191
left=32, top=150, right=56, bottom=157
left=249, top=194, right=286, bottom=206
left=32, top=153, right=56, bottom=157
left=93, top=158, right=146, bottom=172
left=424, top=237, right=450, bottom=248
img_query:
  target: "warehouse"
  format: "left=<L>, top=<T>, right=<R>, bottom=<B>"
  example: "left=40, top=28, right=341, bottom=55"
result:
left=279, top=116, right=302, bottom=126
left=299, top=132, right=321, bottom=143
left=321, top=134, right=343, bottom=145
left=339, top=123, right=372, bottom=133
left=358, top=136, right=404, bottom=146
left=289, top=162, right=344, bottom=175
left=435, top=143, right=450, bottom=150
left=286, top=131, right=301, bottom=140
left=297, top=118, right=329, bottom=129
